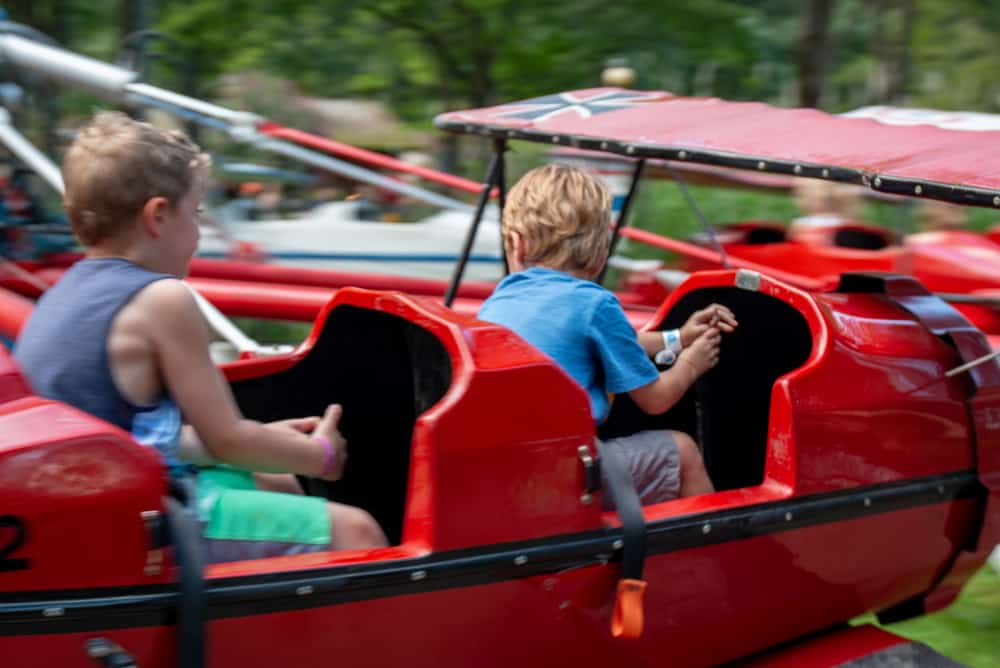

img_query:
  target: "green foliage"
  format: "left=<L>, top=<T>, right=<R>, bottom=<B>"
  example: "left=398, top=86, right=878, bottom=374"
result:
left=856, top=566, right=1000, bottom=668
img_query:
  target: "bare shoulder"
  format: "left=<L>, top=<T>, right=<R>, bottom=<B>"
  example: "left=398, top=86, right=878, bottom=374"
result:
left=131, top=278, right=199, bottom=315
left=121, top=278, right=208, bottom=345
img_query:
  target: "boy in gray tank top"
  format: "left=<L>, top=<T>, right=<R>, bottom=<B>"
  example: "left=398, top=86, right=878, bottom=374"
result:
left=16, top=112, right=386, bottom=560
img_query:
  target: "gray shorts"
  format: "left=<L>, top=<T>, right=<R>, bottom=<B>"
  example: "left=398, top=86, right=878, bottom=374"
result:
left=597, top=430, right=681, bottom=510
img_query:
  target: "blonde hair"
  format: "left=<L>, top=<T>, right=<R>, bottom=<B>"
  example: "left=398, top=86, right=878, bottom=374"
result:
left=503, top=163, right=612, bottom=274
left=62, top=111, right=210, bottom=245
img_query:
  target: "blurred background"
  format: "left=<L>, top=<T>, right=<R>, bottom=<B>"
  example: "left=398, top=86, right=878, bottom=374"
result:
left=7, top=1, right=1000, bottom=242
left=1, top=3, right=998, bottom=662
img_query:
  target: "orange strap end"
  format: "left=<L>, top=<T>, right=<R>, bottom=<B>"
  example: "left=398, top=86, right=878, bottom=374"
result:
left=611, top=578, right=647, bottom=639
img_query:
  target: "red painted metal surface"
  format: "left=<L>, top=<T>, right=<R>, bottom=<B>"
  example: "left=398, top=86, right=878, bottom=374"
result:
left=0, top=286, right=33, bottom=341
left=436, top=88, right=1000, bottom=198
left=0, top=271, right=995, bottom=667
left=258, top=122, right=487, bottom=196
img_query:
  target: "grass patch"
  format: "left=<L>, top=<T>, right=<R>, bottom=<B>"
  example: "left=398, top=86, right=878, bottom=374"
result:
left=855, top=566, right=1000, bottom=667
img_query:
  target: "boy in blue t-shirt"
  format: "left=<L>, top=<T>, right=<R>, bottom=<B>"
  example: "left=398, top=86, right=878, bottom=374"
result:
left=479, top=164, right=737, bottom=503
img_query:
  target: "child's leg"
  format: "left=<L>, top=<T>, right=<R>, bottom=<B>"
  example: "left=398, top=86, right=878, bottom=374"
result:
left=672, top=431, right=715, bottom=497
left=253, top=472, right=304, bottom=494
left=327, top=502, right=389, bottom=550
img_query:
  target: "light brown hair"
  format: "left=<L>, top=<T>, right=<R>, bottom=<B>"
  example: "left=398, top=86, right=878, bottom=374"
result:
left=503, top=163, right=612, bottom=275
left=61, top=111, right=210, bottom=245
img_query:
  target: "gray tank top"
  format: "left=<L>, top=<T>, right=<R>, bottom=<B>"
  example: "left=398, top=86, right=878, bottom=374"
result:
left=15, top=258, right=190, bottom=477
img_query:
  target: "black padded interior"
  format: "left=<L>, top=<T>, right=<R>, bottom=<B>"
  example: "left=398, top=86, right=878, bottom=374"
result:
left=833, top=228, right=889, bottom=250
left=598, top=287, right=812, bottom=492
left=229, top=306, right=451, bottom=545
left=743, top=227, right=787, bottom=244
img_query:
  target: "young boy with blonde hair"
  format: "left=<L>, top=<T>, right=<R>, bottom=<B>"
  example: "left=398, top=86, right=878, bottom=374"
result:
left=479, top=163, right=736, bottom=503
left=16, top=112, right=386, bottom=560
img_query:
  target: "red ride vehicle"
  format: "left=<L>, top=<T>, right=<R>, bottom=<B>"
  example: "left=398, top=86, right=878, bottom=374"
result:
left=1, top=88, right=1000, bottom=667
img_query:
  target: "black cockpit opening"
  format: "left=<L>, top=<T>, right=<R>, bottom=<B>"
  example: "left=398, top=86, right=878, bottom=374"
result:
left=229, top=306, right=452, bottom=545
left=599, top=287, right=812, bottom=493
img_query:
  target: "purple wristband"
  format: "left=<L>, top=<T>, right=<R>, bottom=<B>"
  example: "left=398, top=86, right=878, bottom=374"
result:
left=315, top=436, right=335, bottom=477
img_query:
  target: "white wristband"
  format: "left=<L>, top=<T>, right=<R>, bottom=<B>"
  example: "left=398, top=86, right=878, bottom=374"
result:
left=654, top=329, right=682, bottom=365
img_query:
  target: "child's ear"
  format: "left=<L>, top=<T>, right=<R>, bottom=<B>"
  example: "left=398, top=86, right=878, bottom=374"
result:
left=506, top=230, right=527, bottom=271
left=139, top=196, right=171, bottom=238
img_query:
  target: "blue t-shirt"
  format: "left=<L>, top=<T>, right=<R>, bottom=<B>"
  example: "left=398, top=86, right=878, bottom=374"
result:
left=478, top=267, right=658, bottom=423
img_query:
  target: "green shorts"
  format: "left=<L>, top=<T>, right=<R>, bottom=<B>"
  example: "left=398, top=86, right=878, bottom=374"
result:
left=194, top=466, right=331, bottom=563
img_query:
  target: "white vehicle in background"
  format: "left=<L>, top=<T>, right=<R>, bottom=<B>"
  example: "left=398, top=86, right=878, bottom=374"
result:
left=199, top=200, right=503, bottom=282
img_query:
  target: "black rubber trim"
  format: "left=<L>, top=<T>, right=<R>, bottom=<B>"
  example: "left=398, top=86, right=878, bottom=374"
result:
left=434, top=119, right=1000, bottom=208
left=0, top=471, right=982, bottom=636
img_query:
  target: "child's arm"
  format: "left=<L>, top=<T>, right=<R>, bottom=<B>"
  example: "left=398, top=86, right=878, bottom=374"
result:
left=629, top=327, right=720, bottom=414
left=138, top=280, right=341, bottom=479
left=637, top=303, right=737, bottom=357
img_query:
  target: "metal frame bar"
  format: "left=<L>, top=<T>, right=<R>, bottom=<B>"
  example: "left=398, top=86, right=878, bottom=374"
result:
left=599, top=158, right=645, bottom=284
left=444, top=148, right=502, bottom=307
left=495, top=139, right=509, bottom=274
left=665, top=162, right=730, bottom=268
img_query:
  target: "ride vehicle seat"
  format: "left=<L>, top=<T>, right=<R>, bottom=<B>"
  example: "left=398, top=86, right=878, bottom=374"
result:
left=788, top=218, right=894, bottom=250
left=227, top=300, right=452, bottom=546
left=600, top=283, right=813, bottom=492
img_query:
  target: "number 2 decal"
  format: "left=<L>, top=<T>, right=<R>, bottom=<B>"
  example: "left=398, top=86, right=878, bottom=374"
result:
left=0, top=515, right=29, bottom=572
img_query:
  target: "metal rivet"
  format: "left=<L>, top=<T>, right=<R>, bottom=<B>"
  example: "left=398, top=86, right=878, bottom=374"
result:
left=938, top=484, right=946, bottom=495
left=580, top=493, right=592, bottom=505
left=822, top=169, right=830, bottom=178
left=465, top=124, right=474, bottom=133
left=513, top=555, right=528, bottom=566
left=914, top=185, right=923, bottom=195
left=793, top=165, right=802, bottom=174
left=864, top=498, right=871, bottom=507
left=507, top=130, right=516, bottom=138
left=42, top=608, right=64, bottom=617
left=678, top=150, right=687, bottom=159
left=600, top=141, right=608, bottom=149
left=994, top=196, right=1000, bottom=207
left=296, top=585, right=314, bottom=596
left=551, top=136, right=560, bottom=143
left=874, top=177, right=882, bottom=188
left=785, top=512, right=793, bottom=522
left=411, top=570, right=427, bottom=581
left=702, top=523, right=711, bottom=535
left=626, top=145, right=636, bottom=154
left=612, top=539, right=624, bottom=550
left=757, top=161, right=766, bottom=170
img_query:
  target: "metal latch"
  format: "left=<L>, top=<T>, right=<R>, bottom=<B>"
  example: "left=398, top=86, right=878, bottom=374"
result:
left=578, top=445, right=601, bottom=505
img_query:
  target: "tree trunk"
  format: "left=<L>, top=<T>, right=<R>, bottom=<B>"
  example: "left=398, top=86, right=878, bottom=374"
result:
left=797, top=0, right=836, bottom=108
left=888, top=0, right=915, bottom=104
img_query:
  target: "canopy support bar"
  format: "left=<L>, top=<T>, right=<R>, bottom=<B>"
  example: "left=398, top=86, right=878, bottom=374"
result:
left=445, top=149, right=501, bottom=307
left=495, top=139, right=509, bottom=275
left=666, top=162, right=730, bottom=269
left=599, top=159, right=645, bottom=285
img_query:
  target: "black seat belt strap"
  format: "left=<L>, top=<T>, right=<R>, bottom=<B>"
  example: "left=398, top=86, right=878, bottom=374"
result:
left=163, top=496, right=206, bottom=668
left=595, top=439, right=648, bottom=638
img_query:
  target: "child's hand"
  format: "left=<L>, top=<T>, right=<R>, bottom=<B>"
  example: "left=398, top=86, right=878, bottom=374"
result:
left=678, top=327, right=721, bottom=378
left=272, top=416, right=320, bottom=433
left=313, top=404, right=348, bottom=481
left=680, top=304, right=737, bottom=347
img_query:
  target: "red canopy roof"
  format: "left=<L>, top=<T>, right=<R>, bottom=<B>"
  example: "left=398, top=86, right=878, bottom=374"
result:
left=435, top=88, right=1000, bottom=208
